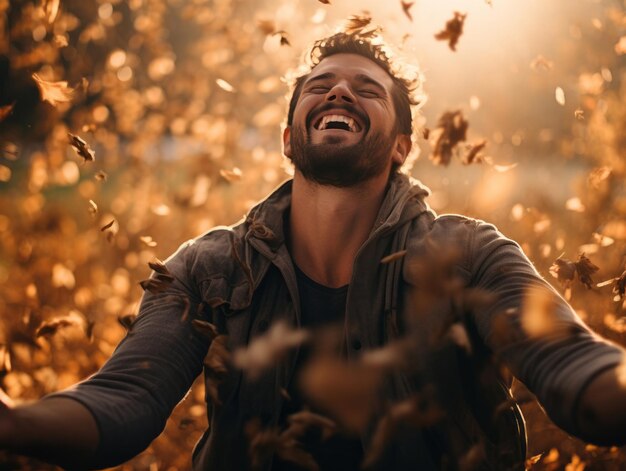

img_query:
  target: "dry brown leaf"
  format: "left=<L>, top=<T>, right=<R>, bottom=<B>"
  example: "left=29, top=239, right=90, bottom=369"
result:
left=68, top=133, right=95, bottom=162
left=344, top=12, right=379, bottom=37
left=549, top=256, right=577, bottom=286
left=299, top=355, right=382, bottom=433
left=36, top=317, right=80, bottom=338
left=317, top=0, right=331, bottom=3
left=100, top=219, right=115, bottom=231
left=117, top=313, right=137, bottom=331
left=587, top=166, right=611, bottom=189
left=0, top=103, right=15, bottom=122
left=32, top=74, right=74, bottom=106
left=575, top=253, right=599, bottom=289
left=429, top=110, right=468, bottom=166
left=233, top=321, right=308, bottom=380
left=401, top=1, right=414, bottom=22
left=614, top=269, right=626, bottom=299
left=380, top=250, right=407, bottom=264
left=493, top=163, right=518, bottom=173
left=464, top=139, right=487, bottom=165
left=192, top=319, right=219, bottom=340
left=95, top=170, right=108, bottom=181
left=274, top=31, right=291, bottom=46
left=220, top=167, right=243, bottom=182
left=574, top=108, right=584, bottom=120
left=434, top=12, right=467, bottom=51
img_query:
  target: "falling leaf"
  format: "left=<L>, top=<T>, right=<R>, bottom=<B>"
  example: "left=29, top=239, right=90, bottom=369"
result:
left=53, top=34, right=68, bottom=47
left=434, top=12, right=467, bottom=51
left=550, top=256, right=576, bottom=286
left=300, top=355, right=382, bottom=433
left=233, top=321, right=308, bottom=380
left=32, top=74, right=74, bottom=106
left=401, top=1, right=414, bottom=21
left=43, top=0, right=60, bottom=23
left=273, top=31, right=291, bottom=46
left=344, top=12, right=378, bottom=37
left=87, top=199, right=98, bottom=216
left=192, top=319, right=219, bottom=340
left=216, top=78, right=235, bottom=93
left=587, top=166, right=611, bottom=189
left=463, top=139, right=487, bottom=165
left=0, top=103, right=15, bottom=122
left=429, top=110, right=468, bottom=166
left=318, top=0, right=330, bottom=3
left=36, top=317, right=80, bottom=338
left=574, top=108, right=584, bottom=120
left=575, top=253, right=599, bottom=289
left=100, top=219, right=115, bottom=231
left=421, top=127, right=430, bottom=140
left=380, top=250, right=407, bottom=264
left=68, top=133, right=95, bottom=162
left=530, top=55, right=553, bottom=71
left=220, top=167, right=243, bottom=182
left=95, top=170, right=108, bottom=181
left=117, top=313, right=137, bottom=331
left=555, top=87, right=566, bottom=106
left=521, top=286, right=559, bottom=338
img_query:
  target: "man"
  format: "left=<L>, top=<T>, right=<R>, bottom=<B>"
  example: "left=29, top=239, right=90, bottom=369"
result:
left=1, top=31, right=625, bottom=470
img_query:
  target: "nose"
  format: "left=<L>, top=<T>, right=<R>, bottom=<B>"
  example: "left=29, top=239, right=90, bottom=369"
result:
left=325, top=81, right=355, bottom=103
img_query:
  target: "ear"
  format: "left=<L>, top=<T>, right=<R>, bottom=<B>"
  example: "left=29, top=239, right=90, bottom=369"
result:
left=282, top=126, right=292, bottom=158
left=392, top=134, right=412, bottom=166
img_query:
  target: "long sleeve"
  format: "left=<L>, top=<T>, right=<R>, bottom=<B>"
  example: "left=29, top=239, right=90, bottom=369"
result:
left=467, top=219, right=625, bottom=436
left=48, top=241, right=211, bottom=469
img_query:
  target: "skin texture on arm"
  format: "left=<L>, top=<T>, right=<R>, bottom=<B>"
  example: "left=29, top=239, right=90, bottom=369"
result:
left=0, top=392, right=98, bottom=469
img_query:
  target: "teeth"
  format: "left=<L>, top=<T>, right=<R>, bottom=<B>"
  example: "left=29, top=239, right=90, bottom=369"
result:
left=317, top=114, right=358, bottom=132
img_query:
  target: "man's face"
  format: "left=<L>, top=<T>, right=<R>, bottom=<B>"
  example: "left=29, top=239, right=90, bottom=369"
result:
left=283, top=53, right=410, bottom=187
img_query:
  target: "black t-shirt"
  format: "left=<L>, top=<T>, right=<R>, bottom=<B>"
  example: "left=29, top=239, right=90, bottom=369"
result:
left=272, top=264, right=364, bottom=471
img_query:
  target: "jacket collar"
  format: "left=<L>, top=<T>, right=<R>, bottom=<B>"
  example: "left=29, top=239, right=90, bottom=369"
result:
left=245, top=172, right=432, bottom=253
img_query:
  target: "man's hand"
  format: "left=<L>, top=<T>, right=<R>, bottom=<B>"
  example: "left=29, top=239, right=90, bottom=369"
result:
left=0, top=390, right=99, bottom=467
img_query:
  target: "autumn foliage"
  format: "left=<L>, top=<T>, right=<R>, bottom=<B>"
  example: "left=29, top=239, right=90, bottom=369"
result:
left=0, top=0, right=625, bottom=469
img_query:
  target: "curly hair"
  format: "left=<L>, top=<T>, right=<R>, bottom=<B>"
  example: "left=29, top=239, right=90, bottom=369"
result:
left=286, top=32, right=423, bottom=137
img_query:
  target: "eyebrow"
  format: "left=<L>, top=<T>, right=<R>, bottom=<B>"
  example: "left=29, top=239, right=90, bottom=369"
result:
left=304, top=72, right=388, bottom=95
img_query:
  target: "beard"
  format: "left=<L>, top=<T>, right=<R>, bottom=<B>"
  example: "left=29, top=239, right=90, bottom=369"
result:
left=289, top=122, right=396, bottom=188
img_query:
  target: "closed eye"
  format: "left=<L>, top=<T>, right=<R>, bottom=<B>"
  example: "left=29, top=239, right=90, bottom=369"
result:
left=359, top=90, right=379, bottom=97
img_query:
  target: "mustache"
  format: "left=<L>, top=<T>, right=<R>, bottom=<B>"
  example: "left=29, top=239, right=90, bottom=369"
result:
left=305, top=103, right=369, bottom=131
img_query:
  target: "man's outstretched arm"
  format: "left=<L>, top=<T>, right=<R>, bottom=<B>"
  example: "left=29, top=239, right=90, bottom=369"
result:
left=576, top=364, right=626, bottom=445
left=0, top=392, right=98, bottom=469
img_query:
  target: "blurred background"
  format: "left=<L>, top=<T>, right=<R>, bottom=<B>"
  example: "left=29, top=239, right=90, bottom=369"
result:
left=0, top=0, right=624, bottom=469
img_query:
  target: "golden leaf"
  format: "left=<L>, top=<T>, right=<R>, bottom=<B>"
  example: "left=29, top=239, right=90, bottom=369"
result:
left=32, top=73, right=73, bottom=106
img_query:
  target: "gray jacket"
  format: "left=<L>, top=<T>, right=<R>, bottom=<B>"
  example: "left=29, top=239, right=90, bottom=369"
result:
left=54, top=173, right=624, bottom=470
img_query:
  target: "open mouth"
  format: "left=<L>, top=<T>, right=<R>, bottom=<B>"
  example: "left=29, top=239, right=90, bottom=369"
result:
left=314, top=114, right=362, bottom=133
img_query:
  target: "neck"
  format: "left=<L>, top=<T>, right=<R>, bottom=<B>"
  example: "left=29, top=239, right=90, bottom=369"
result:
left=289, top=170, right=390, bottom=288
